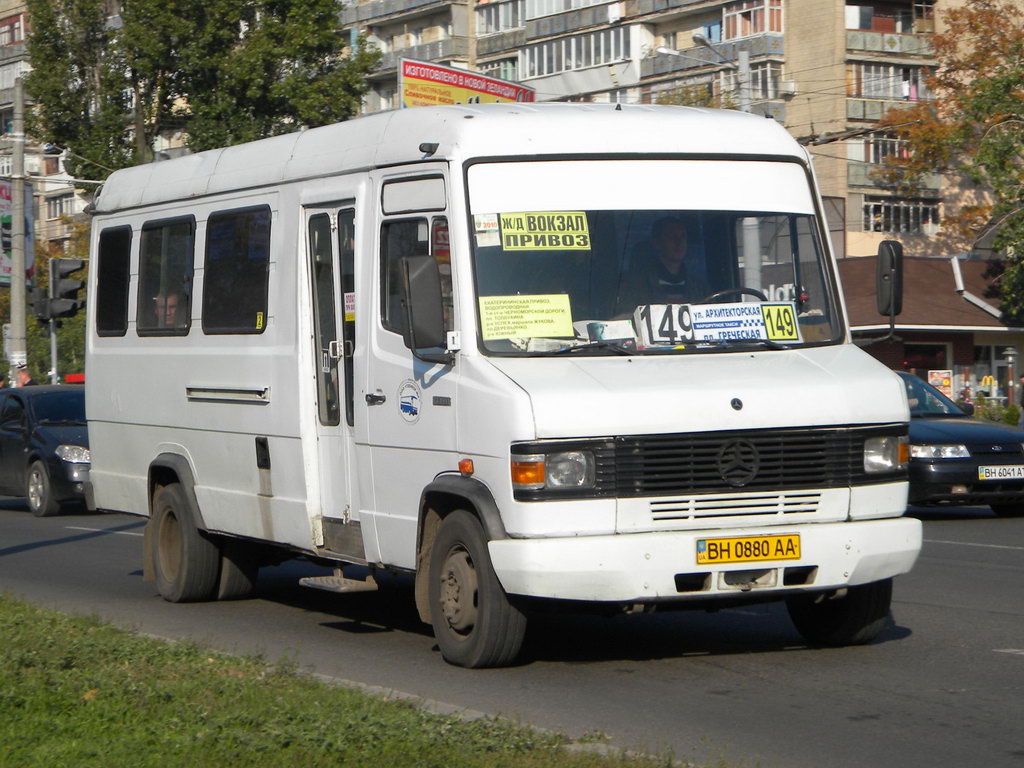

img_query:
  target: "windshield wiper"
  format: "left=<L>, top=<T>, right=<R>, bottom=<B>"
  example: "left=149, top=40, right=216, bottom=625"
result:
left=549, top=339, right=635, bottom=355
left=692, top=338, right=788, bottom=351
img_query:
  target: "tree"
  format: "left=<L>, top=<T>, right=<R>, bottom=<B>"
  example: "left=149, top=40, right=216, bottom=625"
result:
left=878, top=0, right=1024, bottom=320
left=25, top=0, right=381, bottom=178
left=655, top=82, right=737, bottom=110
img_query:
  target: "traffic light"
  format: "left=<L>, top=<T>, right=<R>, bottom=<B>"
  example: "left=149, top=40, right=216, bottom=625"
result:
left=28, top=281, right=51, bottom=322
left=49, top=257, right=85, bottom=319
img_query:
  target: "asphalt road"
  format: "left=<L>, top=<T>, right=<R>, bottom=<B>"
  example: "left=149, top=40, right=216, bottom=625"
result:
left=1, top=499, right=1022, bottom=768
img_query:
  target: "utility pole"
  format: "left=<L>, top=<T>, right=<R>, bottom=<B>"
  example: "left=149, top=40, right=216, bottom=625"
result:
left=737, top=49, right=752, bottom=114
left=8, top=76, right=27, bottom=383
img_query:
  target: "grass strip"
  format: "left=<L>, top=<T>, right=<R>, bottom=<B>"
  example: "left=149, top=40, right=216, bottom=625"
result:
left=0, top=594, right=675, bottom=768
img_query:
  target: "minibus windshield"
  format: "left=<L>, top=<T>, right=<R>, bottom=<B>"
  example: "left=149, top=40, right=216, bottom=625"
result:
left=467, top=159, right=842, bottom=355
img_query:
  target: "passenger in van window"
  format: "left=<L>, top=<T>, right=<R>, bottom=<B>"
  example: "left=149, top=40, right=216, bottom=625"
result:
left=154, top=291, right=189, bottom=329
left=616, top=218, right=708, bottom=313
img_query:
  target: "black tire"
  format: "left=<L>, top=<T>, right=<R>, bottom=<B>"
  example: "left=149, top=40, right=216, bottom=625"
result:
left=990, top=503, right=1024, bottom=518
left=786, top=578, right=893, bottom=647
left=428, top=510, right=527, bottom=668
left=151, top=483, right=220, bottom=603
left=216, top=539, right=259, bottom=600
left=26, top=460, right=61, bottom=517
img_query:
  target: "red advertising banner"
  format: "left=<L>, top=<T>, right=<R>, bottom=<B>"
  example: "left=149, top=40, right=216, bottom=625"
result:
left=400, top=58, right=535, bottom=108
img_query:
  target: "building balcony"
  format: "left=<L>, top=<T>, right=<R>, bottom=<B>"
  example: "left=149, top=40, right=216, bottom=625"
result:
left=847, top=160, right=940, bottom=192
left=624, top=0, right=717, bottom=19
left=374, top=37, right=470, bottom=72
left=342, top=0, right=462, bottom=25
left=478, top=29, right=527, bottom=57
left=641, top=32, right=783, bottom=78
left=846, top=97, right=928, bottom=122
left=525, top=4, right=621, bottom=40
left=846, top=30, right=933, bottom=57
left=0, top=42, right=26, bottom=63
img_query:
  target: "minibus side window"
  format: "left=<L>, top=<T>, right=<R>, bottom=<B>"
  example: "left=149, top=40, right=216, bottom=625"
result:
left=309, top=213, right=340, bottom=426
left=380, top=219, right=429, bottom=334
left=137, top=216, right=195, bottom=336
left=202, top=206, right=271, bottom=334
left=338, top=211, right=356, bottom=427
left=380, top=217, right=452, bottom=337
left=95, top=226, right=132, bottom=337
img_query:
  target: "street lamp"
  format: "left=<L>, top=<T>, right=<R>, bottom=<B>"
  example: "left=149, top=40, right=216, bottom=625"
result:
left=691, top=30, right=751, bottom=113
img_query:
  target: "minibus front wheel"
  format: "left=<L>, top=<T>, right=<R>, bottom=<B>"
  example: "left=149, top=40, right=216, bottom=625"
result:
left=151, top=483, right=220, bottom=602
left=786, top=577, right=893, bottom=646
left=428, top=510, right=527, bottom=668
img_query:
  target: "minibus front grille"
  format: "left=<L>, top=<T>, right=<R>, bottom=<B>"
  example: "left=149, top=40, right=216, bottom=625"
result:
left=512, top=425, right=904, bottom=501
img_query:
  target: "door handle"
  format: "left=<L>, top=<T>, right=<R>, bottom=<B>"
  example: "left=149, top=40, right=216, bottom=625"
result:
left=365, top=392, right=386, bottom=405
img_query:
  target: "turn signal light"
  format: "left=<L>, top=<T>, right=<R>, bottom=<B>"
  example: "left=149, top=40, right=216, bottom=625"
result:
left=511, top=458, right=545, bottom=489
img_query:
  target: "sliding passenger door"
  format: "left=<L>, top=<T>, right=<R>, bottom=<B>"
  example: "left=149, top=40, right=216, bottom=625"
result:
left=306, top=205, right=367, bottom=561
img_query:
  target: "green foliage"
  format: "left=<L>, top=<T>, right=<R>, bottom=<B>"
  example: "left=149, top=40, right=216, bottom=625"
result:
left=0, top=594, right=673, bottom=768
left=25, top=0, right=381, bottom=175
left=971, top=400, right=1021, bottom=427
left=655, top=84, right=736, bottom=110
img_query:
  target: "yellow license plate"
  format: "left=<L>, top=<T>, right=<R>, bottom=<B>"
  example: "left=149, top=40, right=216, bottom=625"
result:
left=696, top=534, right=801, bottom=565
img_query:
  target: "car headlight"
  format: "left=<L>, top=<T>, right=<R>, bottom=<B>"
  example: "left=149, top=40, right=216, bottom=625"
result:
left=511, top=450, right=595, bottom=491
left=864, top=435, right=908, bottom=473
left=55, top=444, right=91, bottom=463
left=910, top=444, right=971, bottom=459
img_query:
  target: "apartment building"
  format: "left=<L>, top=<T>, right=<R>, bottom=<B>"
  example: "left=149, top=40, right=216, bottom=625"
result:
left=344, top=0, right=972, bottom=261
left=0, top=0, right=87, bottom=260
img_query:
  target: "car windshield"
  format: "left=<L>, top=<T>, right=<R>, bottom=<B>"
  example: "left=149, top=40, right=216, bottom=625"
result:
left=467, top=159, right=841, bottom=356
left=899, top=374, right=965, bottom=417
left=32, top=391, right=86, bottom=424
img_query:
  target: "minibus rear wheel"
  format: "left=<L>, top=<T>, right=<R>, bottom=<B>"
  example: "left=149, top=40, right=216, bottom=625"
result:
left=151, top=483, right=220, bottom=602
left=786, top=578, right=893, bottom=646
left=428, top=510, right=527, bottom=668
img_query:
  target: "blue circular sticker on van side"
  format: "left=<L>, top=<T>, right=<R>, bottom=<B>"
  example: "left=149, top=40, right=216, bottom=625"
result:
left=398, top=380, right=421, bottom=423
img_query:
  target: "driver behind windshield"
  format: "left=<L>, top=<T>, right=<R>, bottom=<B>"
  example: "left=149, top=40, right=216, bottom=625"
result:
left=616, top=217, right=709, bottom=313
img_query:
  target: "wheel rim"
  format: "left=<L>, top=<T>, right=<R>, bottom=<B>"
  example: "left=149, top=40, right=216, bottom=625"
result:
left=27, top=467, right=43, bottom=512
left=156, top=510, right=183, bottom=582
left=439, top=546, right=478, bottom=636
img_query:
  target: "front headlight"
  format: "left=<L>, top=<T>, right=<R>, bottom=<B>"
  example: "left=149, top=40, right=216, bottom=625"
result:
left=55, top=444, right=91, bottom=463
left=511, top=450, right=595, bottom=491
left=910, top=444, right=971, bottom=459
left=864, top=435, right=907, bottom=473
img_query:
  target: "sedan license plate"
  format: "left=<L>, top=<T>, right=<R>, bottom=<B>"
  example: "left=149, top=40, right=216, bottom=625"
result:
left=696, top=534, right=801, bottom=565
left=978, top=465, right=1024, bottom=481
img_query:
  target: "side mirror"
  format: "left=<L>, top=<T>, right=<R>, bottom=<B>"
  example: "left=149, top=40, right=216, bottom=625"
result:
left=876, top=239, right=903, bottom=317
left=400, top=255, right=452, bottom=365
left=959, top=402, right=975, bottom=416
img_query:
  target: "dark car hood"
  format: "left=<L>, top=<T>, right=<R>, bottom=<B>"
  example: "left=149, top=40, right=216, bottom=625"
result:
left=910, top=415, right=1024, bottom=447
left=33, top=423, right=89, bottom=448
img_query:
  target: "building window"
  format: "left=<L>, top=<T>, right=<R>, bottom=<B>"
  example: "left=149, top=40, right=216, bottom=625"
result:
left=525, top=0, right=607, bottom=21
left=722, top=61, right=782, bottom=101
left=849, top=62, right=931, bottom=101
left=0, top=61, right=30, bottom=91
left=845, top=1, right=932, bottom=33
left=480, top=57, right=520, bottom=82
left=0, top=15, right=24, bottom=46
left=861, top=133, right=909, bottom=164
left=45, top=194, right=74, bottom=221
left=862, top=196, right=939, bottom=234
left=522, top=26, right=630, bottom=78
left=477, top=0, right=523, bottom=35
left=723, top=0, right=782, bottom=40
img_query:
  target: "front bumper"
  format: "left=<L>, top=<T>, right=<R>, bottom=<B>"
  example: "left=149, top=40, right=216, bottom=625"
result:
left=909, top=459, right=1024, bottom=505
left=488, top=517, right=922, bottom=602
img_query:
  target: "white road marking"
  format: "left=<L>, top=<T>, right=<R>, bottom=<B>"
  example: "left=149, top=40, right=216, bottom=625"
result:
left=994, top=649, right=1024, bottom=656
left=924, top=539, right=1024, bottom=552
left=65, top=526, right=144, bottom=537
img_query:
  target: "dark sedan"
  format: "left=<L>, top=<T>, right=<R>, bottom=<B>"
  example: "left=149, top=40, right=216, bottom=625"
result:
left=899, top=371, right=1024, bottom=516
left=0, top=385, right=89, bottom=516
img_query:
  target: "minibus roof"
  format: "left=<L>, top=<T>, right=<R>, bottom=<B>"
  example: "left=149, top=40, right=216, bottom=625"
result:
left=93, top=103, right=808, bottom=213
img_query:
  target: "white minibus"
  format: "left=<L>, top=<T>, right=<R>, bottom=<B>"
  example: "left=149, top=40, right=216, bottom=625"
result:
left=86, top=103, right=921, bottom=667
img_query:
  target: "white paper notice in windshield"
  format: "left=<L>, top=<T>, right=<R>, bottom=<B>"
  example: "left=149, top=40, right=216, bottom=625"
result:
left=479, top=294, right=575, bottom=340
left=634, top=301, right=802, bottom=345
